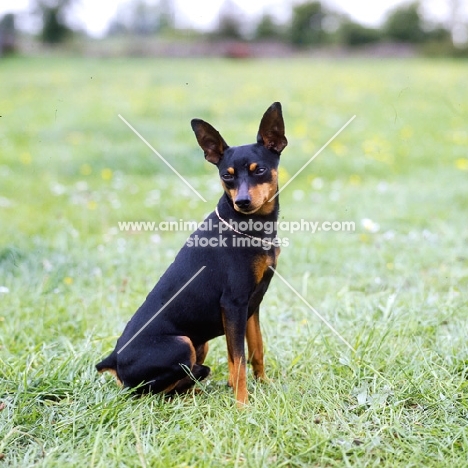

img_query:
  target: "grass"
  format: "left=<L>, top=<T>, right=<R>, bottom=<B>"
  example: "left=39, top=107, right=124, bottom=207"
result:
left=0, top=55, right=467, bottom=466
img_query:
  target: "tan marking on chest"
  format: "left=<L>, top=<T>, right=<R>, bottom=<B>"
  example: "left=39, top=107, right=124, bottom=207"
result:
left=252, top=254, right=275, bottom=284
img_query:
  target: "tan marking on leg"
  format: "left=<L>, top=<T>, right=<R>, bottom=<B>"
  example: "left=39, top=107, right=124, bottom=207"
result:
left=196, top=342, right=209, bottom=365
left=246, top=313, right=267, bottom=381
left=179, top=336, right=196, bottom=367
left=162, top=382, right=178, bottom=393
left=163, top=336, right=196, bottom=394
left=232, top=355, right=248, bottom=407
left=221, top=308, right=235, bottom=387
left=222, top=307, right=248, bottom=406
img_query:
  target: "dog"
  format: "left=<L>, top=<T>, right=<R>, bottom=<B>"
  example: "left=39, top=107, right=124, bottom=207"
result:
left=96, top=102, right=287, bottom=406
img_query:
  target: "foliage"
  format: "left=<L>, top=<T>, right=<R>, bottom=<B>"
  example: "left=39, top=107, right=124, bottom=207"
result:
left=214, top=0, right=244, bottom=40
left=339, top=20, right=381, bottom=46
left=383, top=2, right=427, bottom=43
left=34, top=0, right=74, bottom=44
left=107, top=0, right=173, bottom=36
left=289, top=1, right=325, bottom=46
left=0, top=13, right=16, bottom=55
left=254, top=14, right=282, bottom=41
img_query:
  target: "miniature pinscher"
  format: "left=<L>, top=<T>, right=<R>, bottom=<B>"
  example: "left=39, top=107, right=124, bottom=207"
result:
left=96, top=102, right=288, bottom=406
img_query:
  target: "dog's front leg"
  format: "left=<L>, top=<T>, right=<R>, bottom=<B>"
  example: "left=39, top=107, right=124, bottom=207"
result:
left=246, top=308, right=267, bottom=381
left=221, top=306, right=248, bottom=407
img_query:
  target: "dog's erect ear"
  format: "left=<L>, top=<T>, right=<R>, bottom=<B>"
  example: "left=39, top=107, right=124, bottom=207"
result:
left=257, top=102, right=288, bottom=154
left=191, top=119, right=229, bottom=165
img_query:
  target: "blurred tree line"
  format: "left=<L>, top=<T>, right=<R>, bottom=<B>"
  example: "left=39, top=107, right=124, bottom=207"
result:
left=260, top=1, right=455, bottom=48
left=1, top=0, right=467, bottom=56
left=106, top=0, right=464, bottom=53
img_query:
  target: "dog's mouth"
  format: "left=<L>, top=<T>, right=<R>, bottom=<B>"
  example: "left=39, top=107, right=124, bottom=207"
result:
left=233, top=202, right=263, bottom=215
left=234, top=197, right=275, bottom=216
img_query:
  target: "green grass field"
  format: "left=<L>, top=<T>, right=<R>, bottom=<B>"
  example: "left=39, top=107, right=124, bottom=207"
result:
left=1, top=56, right=467, bottom=467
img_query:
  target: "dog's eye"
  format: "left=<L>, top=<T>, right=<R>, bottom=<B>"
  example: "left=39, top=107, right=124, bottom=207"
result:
left=222, top=173, right=234, bottom=181
left=255, top=167, right=266, bottom=175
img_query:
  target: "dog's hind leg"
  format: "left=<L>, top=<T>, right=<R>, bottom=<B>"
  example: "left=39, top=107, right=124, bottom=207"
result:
left=169, top=363, right=211, bottom=394
left=195, top=342, right=209, bottom=364
left=165, top=339, right=211, bottom=394
left=118, top=335, right=199, bottom=394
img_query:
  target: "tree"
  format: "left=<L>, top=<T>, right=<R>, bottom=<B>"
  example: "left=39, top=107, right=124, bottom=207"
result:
left=216, top=0, right=244, bottom=39
left=34, top=0, right=74, bottom=44
left=108, top=1, right=165, bottom=36
left=289, top=1, right=325, bottom=46
left=255, top=14, right=281, bottom=40
left=0, top=14, right=16, bottom=55
left=339, top=19, right=381, bottom=46
left=383, top=2, right=426, bottom=43
left=217, top=15, right=242, bottom=39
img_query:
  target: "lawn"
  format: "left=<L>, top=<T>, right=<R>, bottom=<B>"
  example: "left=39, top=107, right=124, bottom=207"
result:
left=0, top=55, right=467, bottom=467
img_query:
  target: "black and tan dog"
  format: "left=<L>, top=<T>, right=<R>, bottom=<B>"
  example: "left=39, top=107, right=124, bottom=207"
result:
left=97, top=102, right=287, bottom=406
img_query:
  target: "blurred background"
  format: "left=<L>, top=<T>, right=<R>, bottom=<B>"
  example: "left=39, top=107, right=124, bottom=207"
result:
left=1, top=0, right=468, bottom=58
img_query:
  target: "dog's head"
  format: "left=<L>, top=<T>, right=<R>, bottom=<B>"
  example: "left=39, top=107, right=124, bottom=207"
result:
left=191, top=102, right=287, bottom=215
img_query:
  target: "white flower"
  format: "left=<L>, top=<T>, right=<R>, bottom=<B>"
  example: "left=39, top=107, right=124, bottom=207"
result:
left=311, top=177, right=324, bottom=190
left=292, top=190, right=304, bottom=201
left=361, top=218, right=380, bottom=233
left=150, top=234, right=161, bottom=244
left=0, top=197, right=13, bottom=208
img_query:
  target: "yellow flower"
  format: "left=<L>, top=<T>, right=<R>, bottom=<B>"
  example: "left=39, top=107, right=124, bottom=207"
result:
left=455, top=158, right=468, bottom=171
left=293, top=123, right=307, bottom=138
left=349, top=174, right=361, bottom=185
left=101, top=168, right=113, bottom=180
left=359, top=233, right=371, bottom=243
left=63, top=277, right=73, bottom=285
left=20, top=152, right=32, bottom=165
left=330, top=141, right=347, bottom=156
left=87, top=200, right=97, bottom=210
left=362, top=136, right=393, bottom=164
left=278, top=166, right=290, bottom=185
left=400, top=126, right=414, bottom=140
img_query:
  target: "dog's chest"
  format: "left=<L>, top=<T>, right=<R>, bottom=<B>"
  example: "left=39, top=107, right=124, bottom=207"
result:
left=251, top=246, right=280, bottom=285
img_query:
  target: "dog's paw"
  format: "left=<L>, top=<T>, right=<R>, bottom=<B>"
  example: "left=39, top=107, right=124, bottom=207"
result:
left=257, top=375, right=272, bottom=384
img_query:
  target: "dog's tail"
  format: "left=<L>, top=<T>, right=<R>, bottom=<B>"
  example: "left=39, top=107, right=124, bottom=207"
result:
left=96, top=350, right=123, bottom=386
left=96, top=350, right=117, bottom=373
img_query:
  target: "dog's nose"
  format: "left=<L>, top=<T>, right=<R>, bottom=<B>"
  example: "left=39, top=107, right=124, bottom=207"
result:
left=235, top=198, right=251, bottom=210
